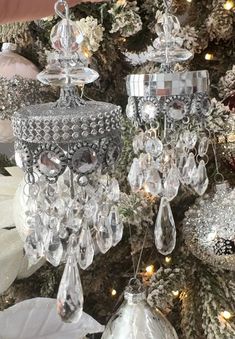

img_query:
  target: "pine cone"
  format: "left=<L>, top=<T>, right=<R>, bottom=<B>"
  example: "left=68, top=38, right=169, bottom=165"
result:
left=206, top=4, right=234, bottom=41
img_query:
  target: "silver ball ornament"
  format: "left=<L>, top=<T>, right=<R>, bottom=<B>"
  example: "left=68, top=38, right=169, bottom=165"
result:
left=183, top=182, right=235, bottom=270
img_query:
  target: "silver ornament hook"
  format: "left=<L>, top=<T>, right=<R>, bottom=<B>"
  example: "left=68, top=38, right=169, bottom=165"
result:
left=54, top=0, right=70, bottom=19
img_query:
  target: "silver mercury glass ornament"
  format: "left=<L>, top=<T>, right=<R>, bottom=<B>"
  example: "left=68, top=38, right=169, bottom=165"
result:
left=101, top=279, right=178, bottom=339
left=183, top=181, right=235, bottom=271
left=12, top=0, right=123, bottom=323
left=126, top=4, right=211, bottom=257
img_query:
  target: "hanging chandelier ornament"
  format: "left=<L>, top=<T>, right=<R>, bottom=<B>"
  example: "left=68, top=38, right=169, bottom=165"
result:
left=12, top=0, right=123, bottom=323
left=126, top=3, right=211, bottom=256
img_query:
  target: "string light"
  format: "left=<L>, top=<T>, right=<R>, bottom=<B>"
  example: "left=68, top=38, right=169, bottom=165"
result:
left=146, top=265, right=155, bottom=275
left=205, top=53, right=214, bottom=61
left=111, top=289, right=117, bottom=296
left=186, top=0, right=192, bottom=2
left=223, top=1, right=234, bottom=10
left=172, top=290, right=180, bottom=297
left=221, top=311, right=232, bottom=320
left=165, top=256, right=172, bottom=263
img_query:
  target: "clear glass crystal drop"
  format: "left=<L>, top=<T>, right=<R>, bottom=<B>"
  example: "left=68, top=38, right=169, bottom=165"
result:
left=133, top=133, right=144, bottom=154
left=24, top=231, right=41, bottom=263
left=57, top=235, right=84, bottom=323
left=45, top=230, right=63, bottom=267
left=27, top=196, right=38, bottom=214
left=198, top=136, right=209, bottom=157
left=144, top=166, right=162, bottom=196
left=128, top=158, right=144, bottom=193
left=145, top=138, right=163, bottom=158
left=126, top=97, right=136, bottom=120
left=191, top=160, right=209, bottom=196
left=96, top=214, right=113, bottom=254
left=163, top=166, right=180, bottom=201
left=51, top=199, right=66, bottom=218
left=107, top=178, right=120, bottom=202
left=77, top=225, right=94, bottom=270
left=38, top=151, right=62, bottom=177
left=154, top=198, right=176, bottom=255
left=51, top=18, right=83, bottom=53
left=108, top=206, right=123, bottom=247
left=180, top=130, right=197, bottom=150
left=181, top=152, right=196, bottom=185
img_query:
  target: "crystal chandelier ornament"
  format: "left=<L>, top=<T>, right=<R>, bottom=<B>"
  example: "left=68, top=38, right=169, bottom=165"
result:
left=126, top=3, right=211, bottom=256
left=101, top=279, right=178, bottom=339
left=183, top=182, right=235, bottom=271
left=12, top=0, right=123, bottom=323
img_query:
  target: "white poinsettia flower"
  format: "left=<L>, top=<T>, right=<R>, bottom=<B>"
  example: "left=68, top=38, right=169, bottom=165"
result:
left=0, top=298, right=104, bottom=339
left=0, top=167, right=43, bottom=294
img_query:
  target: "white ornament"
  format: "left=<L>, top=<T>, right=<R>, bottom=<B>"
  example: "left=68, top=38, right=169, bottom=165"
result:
left=0, top=298, right=104, bottom=339
left=0, top=167, right=43, bottom=293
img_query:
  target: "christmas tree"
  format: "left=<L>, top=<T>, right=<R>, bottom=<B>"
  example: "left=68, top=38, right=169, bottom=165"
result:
left=0, top=0, right=235, bottom=338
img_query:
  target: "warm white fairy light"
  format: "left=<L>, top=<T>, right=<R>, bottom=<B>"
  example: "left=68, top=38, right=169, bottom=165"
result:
left=205, top=53, right=214, bottom=61
left=146, top=265, right=155, bottom=275
left=172, top=290, right=180, bottom=297
left=165, top=256, right=172, bottom=263
left=223, top=1, right=234, bottom=10
left=111, top=289, right=117, bottom=296
left=221, top=310, right=232, bottom=320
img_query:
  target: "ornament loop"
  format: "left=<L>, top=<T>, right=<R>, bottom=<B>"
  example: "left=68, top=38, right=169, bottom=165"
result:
left=54, top=0, right=69, bottom=19
left=214, top=172, right=224, bottom=184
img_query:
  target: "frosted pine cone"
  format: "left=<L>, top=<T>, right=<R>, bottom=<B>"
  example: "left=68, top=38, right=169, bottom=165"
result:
left=206, top=5, right=234, bottom=41
left=219, top=66, right=235, bottom=99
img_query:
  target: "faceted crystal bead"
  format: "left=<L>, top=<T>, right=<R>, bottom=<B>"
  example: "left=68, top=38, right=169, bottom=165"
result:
left=145, top=138, right=163, bottom=158
left=144, top=166, right=162, bottom=196
left=15, top=149, right=28, bottom=169
left=51, top=19, right=83, bottom=53
left=141, top=101, right=158, bottom=121
left=168, top=100, right=186, bottom=120
left=57, top=246, right=84, bottom=323
left=26, top=197, right=38, bottom=214
left=154, top=198, right=176, bottom=255
left=181, top=152, right=196, bottom=185
left=72, top=147, right=98, bottom=174
left=191, top=160, right=209, bottom=196
left=96, top=215, right=113, bottom=254
left=108, top=206, right=123, bottom=247
left=51, top=199, right=66, bottom=218
left=38, top=151, right=62, bottom=177
left=198, top=136, right=209, bottom=157
left=180, top=130, right=197, bottom=150
left=45, top=230, right=63, bottom=267
left=77, top=225, right=94, bottom=270
left=163, top=166, right=180, bottom=201
left=128, top=158, right=144, bottom=193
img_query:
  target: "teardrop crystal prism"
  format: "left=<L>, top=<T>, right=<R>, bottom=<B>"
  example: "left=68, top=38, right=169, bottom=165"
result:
left=181, top=152, right=196, bottom=185
left=144, top=166, right=162, bottom=196
left=133, top=133, right=145, bottom=154
left=180, top=130, right=197, bottom=150
left=45, top=230, right=63, bottom=267
left=128, top=158, right=144, bottom=193
left=96, top=215, right=113, bottom=254
left=154, top=198, right=176, bottom=255
left=57, top=242, right=84, bottom=323
left=145, top=138, right=163, bottom=158
left=108, top=206, right=123, bottom=247
left=198, top=136, right=209, bottom=157
left=191, top=160, right=209, bottom=196
left=107, top=178, right=120, bottom=202
left=77, top=225, right=94, bottom=270
left=163, top=166, right=180, bottom=201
